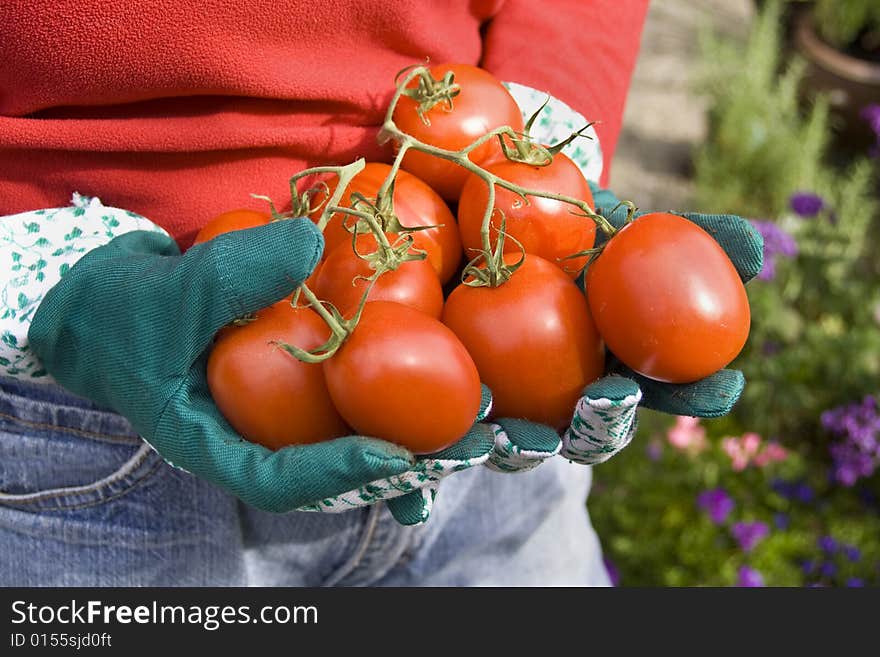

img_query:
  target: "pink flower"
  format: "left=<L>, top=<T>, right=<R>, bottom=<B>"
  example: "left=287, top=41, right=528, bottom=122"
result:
left=667, top=416, right=707, bottom=452
left=754, top=441, right=789, bottom=467
left=741, top=432, right=762, bottom=456
left=722, top=436, right=750, bottom=471
left=723, top=433, right=789, bottom=470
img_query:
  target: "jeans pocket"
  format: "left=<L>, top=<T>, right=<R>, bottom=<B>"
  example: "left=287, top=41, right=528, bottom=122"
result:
left=0, top=378, right=164, bottom=512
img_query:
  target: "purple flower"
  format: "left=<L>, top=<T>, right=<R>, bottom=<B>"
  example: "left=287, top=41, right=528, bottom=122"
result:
left=801, top=559, right=817, bottom=574
left=772, top=478, right=815, bottom=504
left=645, top=439, right=663, bottom=462
left=750, top=220, right=798, bottom=281
left=844, top=545, right=862, bottom=563
left=774, top=513, right=789, bottom=530
left=771, top=477, right=792, bottom=497
left=818, top=535, right=838, bottom=554
left=820, top=561, right=837, bottom=578
left=859, top=488, right=879, bottom=510
left=863, top=104, right=880, bottom=135
left=862, top=104, right=880, bottom=156
left=823, top=396, right=880, bottom=486
left=795, top=482, right=815, bottom=504
left=731, top=521, right=770, bottom=552
left=603, top=556, right=621, bottom=586
left=698, top=488, right=735, bottom=524
left=847, top=578, right=865, bottom=587
left=789, top=191, right=826, bottom=218
left=736, top=565, right=765, bottom=587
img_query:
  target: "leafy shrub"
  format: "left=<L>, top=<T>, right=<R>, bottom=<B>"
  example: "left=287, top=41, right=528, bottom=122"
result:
left=591, top=417, right=880, bottom=587
left=590, top=0, right=880, bottom=587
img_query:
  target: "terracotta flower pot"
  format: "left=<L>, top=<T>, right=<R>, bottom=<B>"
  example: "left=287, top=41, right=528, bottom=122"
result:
left=794, top=9, right=880, bottom=155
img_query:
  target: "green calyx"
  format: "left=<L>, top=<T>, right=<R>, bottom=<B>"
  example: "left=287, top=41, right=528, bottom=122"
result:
left=562, top=200, right=638, bottom=272
left=251, top=184, right=328, bottom=223
left=347, top=177, right=439, bottom=243
left=397, top=66, right=461, bottom=126
left=461, top=211, right=526, bottom=288
left=500, top=95, right=596, bottom=167
left=276, top=175, right=429, bottom=365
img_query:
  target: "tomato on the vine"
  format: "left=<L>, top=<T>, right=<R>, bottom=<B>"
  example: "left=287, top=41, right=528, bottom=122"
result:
left=311, top=162, right=461, bottom=284
left=585, top=212, right=750, bottom=383
left=323, top=301, right=481, bottom=454
left=192, top=208, right=270, bottom=245
left=314, top=235, right=443, bottom=318
left=442, top=254, right=604, bottom=429
left=208, top=303, right=349, bottom=449
left=392, top=63, right=524, bottom=202
left=457, top=152, right=596, bottom=278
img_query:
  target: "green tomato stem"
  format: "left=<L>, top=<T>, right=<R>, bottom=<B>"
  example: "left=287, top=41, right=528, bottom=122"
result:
left=288, top=159, right=366, bottom=232
left=298, top=283, right=346, bottom=339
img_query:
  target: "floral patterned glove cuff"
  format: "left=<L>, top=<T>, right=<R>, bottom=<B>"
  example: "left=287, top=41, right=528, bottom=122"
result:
left=0, top=194, right=170, bottom=382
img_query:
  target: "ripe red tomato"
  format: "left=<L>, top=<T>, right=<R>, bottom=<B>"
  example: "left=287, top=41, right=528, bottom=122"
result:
left=457, top=152, right=596, bottom=278
left=207, top=303, right=349, bottom=449
left=192, top=209, right=270, bottom=245
left=314, top=235, right=443, bottom=318
left=585, top=212, right=750, bottom=383
left=442, top=254, right=604, bottom=429
left=311, top=162, right=461, bottom=284
left=323, top=301, right=481, bottom=454
left=393, top=63, right=524, bottom=201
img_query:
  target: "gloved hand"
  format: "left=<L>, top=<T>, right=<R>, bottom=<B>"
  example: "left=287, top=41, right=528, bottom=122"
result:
left=27, top=220, right=426, bottom=512
left=477, top=185, right=763, bottom=474
left=14, top=200, right=593, bottom=524
left=588, top=183, right=764, bottom=417
left=372, top=188, right=763, bottom=526
left=25, top=196, right=757, bottom=528
left=355, top=86, right=765, bottom=526
left=383, top=380, right=642, bottom=525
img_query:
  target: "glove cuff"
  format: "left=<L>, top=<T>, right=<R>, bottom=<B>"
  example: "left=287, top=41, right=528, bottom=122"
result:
left=0, top=194, right=169, bottom=383
left=562, top=377, right=642, bottom=465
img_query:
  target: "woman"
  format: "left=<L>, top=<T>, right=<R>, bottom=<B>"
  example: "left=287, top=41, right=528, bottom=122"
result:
left=0, top=0, right=650, bottom=586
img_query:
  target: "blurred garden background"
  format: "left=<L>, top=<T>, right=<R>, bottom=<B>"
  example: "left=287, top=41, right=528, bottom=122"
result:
left=592, top=0, right=880, bottom=587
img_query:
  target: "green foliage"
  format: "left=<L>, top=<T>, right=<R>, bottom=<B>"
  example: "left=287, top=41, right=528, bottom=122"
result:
left=735, top=162, right=880, bottom=441
left=694, top=1, right=830, bottom=217
left=813, top=0, right=880, bottom=50
left=694, top=0, right=880, bottom=440
left=590, top=0, right=880, bottom=587
left=591, top=419, right=880, bottom=587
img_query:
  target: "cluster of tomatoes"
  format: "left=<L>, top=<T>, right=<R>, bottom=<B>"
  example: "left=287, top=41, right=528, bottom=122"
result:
left=198, top=64, right=751, bottom=456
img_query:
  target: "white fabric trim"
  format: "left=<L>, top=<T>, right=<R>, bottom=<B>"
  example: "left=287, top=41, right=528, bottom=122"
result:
left=504, top=81, right=604, bottom=184
left=0, top=194, right=169, bottom=383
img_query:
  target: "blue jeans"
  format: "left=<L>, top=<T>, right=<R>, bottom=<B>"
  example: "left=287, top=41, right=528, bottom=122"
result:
left=0, top=377, right=610, bottom=586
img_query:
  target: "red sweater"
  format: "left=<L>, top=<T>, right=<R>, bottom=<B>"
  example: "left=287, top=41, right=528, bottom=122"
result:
left=0, top=0, right=648, bottom=247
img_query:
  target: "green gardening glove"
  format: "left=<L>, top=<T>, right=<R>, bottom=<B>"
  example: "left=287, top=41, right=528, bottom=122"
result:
left=380, top=379, right=642, bottom=525
left=586, top=182, right=764, bottom=417
left=27, top=220, right=421, bottom=512
left=384, top=184, right=765, bottom=525
left=293, top=195, right=764, bottom=525
left=347, top=84, right=764, bottom=527
left=364, top=131, right=766, bottom=526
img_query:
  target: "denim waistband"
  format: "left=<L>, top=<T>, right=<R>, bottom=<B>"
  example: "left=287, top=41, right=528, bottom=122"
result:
left=0, top=377, right=139, bottom=442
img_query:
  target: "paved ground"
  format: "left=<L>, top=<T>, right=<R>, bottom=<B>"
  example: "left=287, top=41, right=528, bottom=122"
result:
left=609, top=0, right=755, bottom=210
